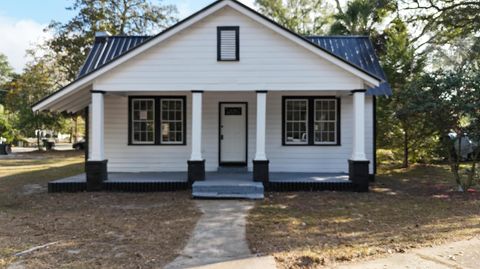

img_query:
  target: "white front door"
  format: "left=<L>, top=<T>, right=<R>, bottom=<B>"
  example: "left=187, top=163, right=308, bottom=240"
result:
left=220, top=103, right=247, bottom=164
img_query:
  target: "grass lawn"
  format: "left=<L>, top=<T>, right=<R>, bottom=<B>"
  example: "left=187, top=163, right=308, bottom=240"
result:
left=247, top=164, right=480, bottom=268
left=0, top=150, right=200, bottom=269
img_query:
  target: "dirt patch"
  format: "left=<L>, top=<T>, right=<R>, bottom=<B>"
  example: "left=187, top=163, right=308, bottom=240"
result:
left=21, top=184, right=46, bottom=195
left=0, top=192, right=200, bottom=269
left=247, top=164, right=480, bottom=268
left=0, top=150, right=201, bottom=268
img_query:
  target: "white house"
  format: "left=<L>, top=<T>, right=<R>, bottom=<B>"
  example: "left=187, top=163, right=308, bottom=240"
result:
left=34, top=0, right=391, bottom=195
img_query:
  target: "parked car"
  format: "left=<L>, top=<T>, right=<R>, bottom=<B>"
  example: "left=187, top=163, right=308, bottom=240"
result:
left=72, top=139, right=86, bottom=150
left=42, top=139, right=55, bottom=150
left=0, top=144, right=11, bottom=155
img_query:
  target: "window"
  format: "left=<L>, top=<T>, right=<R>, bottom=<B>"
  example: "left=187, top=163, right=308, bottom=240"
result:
left=283, top=97, right=340, bottom=146
left=131, top=99, right=155, bottom=144
left=217, top=26, right=239, bottom=61
left=161, top=99, right=184, bottom=144
left=129, top=96, right=186, bottom=145
left=314, top=99, right=337, bottom=144
left=285, top=99, right=308, bottom=144
left=225, top=107, right=242, bottom=115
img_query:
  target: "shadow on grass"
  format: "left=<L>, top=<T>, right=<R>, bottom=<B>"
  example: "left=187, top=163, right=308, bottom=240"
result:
left=376, top=164, right=479, bottom=196
left=247, top=164, right=480, bottom=268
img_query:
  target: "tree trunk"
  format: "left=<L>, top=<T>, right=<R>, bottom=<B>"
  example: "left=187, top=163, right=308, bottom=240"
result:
left=402, top=129, right=409, bottom=168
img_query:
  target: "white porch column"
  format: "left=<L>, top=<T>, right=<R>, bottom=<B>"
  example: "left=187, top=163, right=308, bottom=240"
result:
left=254, top=91, right=267, bottom=160
left=90, top=90, right=105, bottom=161
left=351, top=90, right=367, bottom=160
left=190, top=91, right=203, bottom=161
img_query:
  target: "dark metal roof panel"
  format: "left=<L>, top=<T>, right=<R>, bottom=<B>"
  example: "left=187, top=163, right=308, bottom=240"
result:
left=78, top=36, right=151, bottom=77
left=77, top=35, right=391, bottom=96
left=306, top=36, right=392, bottom=96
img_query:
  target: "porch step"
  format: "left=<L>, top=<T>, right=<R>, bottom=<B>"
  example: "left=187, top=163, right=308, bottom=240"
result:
left=192, top=181, right=264, bottom=199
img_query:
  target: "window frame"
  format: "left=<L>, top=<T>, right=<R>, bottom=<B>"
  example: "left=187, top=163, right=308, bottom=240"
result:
left=130, top=98, right=156, bottom=145
left=284, top=99, right=309, bottom=145
left=160, top=98, right=185, bottom=145
left=217, top=26, right=240, bottom=62
left=128, top=96, right=187, bottom=146
left=314, top=99, right=338, bottom=145
left=282, top=96, right=341, bottom=146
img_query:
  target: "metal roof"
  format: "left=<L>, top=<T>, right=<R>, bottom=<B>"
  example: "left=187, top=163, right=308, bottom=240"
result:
left=306, top=36, right=391, bottom=96
left=78, top=34, right=391, bottom=96
left=78, top=36, right=151, bottom=77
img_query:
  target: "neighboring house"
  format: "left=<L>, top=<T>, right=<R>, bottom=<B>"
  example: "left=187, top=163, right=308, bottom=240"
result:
left=33, top=0, right=391, bottom=196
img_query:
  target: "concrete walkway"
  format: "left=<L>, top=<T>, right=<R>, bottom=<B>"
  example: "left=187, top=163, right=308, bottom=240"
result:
left=165, top=200, right=276, bottom=269
left=336, top=236, right=480, bottom=269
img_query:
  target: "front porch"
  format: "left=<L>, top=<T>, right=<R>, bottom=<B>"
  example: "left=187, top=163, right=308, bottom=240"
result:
left=81, top=90, right=371, bottom=195
left=48, top=171, right=354, bottom=196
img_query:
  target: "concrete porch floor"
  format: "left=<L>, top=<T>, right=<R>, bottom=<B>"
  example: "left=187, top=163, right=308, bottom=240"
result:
left=52, top=172, right=350, bottom=184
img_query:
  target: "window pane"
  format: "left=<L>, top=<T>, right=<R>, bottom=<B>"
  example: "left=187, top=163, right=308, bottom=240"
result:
left=285, top=99, right=308, bottom=144
left=314, top=99, right=337, bottom=144
left=131, top=99, right=155, bottom=144
left=161, top=99, right=184, bottom=144
left=286, top=111, right=293, bottom=121
left=175, top=122, right=182, bottom=131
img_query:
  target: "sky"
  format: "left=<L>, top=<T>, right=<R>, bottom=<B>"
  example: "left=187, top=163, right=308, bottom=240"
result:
left=0, top=0, right=255, bottom=72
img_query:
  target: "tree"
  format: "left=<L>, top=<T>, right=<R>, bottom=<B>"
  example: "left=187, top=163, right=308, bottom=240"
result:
left=0, top=54, right=15, bottom=144
left=0, top=53, right=14, bottom=105
left=255, top=0, right=333, bottom=35
left=377, top=18, right=430, bottom=167
left=0, top=54, right=13, bottom=86
left=329, top=0, right=396, bottom=35
left=4, top=59, right=68, bottom=150
left=46, top=0, right=178, bottom=81
left=427, top=35, right=480, bottom=71
left=400, top=0, right=480, bottom=50
left=406, top=65, right=480, bottom=191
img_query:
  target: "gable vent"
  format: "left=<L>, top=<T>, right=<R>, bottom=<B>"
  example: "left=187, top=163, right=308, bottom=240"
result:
left=217, top=26, right=239, bottom=61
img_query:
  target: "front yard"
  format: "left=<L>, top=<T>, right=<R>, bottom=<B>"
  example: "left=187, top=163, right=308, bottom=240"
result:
left=247, top=164, right=480, bottom=268
left=2, top=151, right=479, bottom=269
left=0, top=151, right=200, bottom=268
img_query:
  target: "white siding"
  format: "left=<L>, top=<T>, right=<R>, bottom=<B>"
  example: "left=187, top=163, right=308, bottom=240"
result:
left=95, top=7, right=363, bottom=92
left=101, top=92, right=374, bottom=174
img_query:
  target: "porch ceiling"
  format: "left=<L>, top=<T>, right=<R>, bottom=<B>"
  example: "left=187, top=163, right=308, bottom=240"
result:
left=43, top=85, right=91, bottom=114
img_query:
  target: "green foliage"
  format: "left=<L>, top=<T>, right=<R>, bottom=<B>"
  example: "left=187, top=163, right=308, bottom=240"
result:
left=0, top=0, right=180, bottom=148
left=376, top=18, right=434, bottom=166
left=0, top=53, right=14, bottom=106
left=255, top=0, right=333, bottom=35
left=0, top=54, right=16, bottom=144
left=401, top=0, right=480, bottom=46
left=46, top=0, right=178, bottom=81
left=329, top=0, right=396, bottom=35
left=4, top=59, right=68, bottom=148
left=0, top=108, right=17, bottom=143
left=427, top=36, right=480, bottom=71
left=0, top=54, right=13, bottom=86
left=406, top=65, right=480, bottom=190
